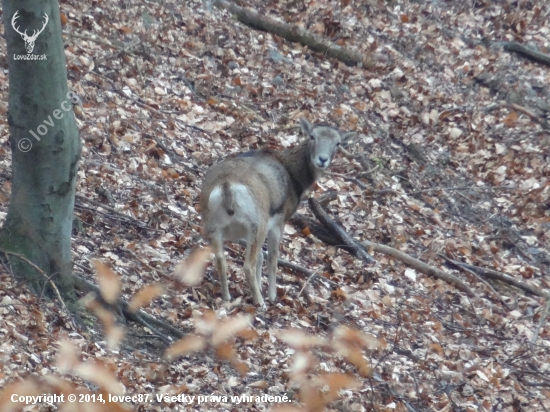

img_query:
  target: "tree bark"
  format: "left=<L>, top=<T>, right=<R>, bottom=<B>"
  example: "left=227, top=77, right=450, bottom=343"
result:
left=0, top=0, right=81, bottom=301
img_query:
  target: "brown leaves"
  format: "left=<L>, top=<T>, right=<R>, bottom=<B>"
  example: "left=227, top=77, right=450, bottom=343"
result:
left=164, top=310, right=253, bottom=376
left=128, top=283, right=164, bottom=312
left=93, top=260, right=121, bottom=304
left=503, top=111, right=519, bottom=127
left=164, top=335, right=206, bottom=360
left=173, top=246, right=212, bottom=286
left=56, top=339, right=125, bottom=395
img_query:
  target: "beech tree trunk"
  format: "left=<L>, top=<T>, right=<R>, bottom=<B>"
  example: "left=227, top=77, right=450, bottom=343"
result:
left=0, top=0, right=81, bottom=301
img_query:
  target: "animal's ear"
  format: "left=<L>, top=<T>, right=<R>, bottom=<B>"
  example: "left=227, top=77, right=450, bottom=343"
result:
left=340, top=131, right=358, bottom=147
left=299, top=118, right=313, bottom=135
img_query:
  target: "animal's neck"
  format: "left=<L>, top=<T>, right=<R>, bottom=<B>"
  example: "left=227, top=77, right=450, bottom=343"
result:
left=279, top=141, right=317, bottom=198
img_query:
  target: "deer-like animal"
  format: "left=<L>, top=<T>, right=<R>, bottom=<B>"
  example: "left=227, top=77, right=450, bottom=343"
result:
left=199, top=119, right=356, bottom=307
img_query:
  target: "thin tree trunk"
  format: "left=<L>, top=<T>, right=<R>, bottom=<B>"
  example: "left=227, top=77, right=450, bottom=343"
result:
left=0, top=0, right=81, bottom=301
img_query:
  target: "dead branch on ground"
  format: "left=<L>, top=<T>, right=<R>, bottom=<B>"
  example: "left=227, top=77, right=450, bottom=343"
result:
left=440, top=256, right=548, bottom=299
left=502, top=42, right=550, bottom=67
left=296, top=203, right=475, bottom=296
left=72, top=274, right=185, bottom=341
left=213, top=0, right=374, bottom=68
left=308, top=198, right=375, bottom=264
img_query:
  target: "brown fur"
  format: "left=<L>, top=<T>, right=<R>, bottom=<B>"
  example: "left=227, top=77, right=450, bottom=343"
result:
left=199, top=120, right=355, bottom=306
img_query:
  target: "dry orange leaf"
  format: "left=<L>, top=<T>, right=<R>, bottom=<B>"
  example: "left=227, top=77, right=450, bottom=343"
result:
left=128, top=283, right=164, bottom=312
left=165, top=335, right=206, bottom=360
left=429, top=342, right=444, bottom=355
left=314, top=372, right=359, bottom=400
left=341, top=349, right=373, bottom=377
left=93, top=260, right=121, bottom=304
left=0, top=378, right=42, bottom=412
left=174, top=247, right=212, bottom=286
left=118, top=26, right=132, bottom=34
left=56, top=338, right=80, bottom=374
left=212, top=314, right=252, bottom=346
left=503, top=111, right=519, bottom=127
left=73, top=362, right=125, bottom=395
left=277, top=328, right=327, bottom=348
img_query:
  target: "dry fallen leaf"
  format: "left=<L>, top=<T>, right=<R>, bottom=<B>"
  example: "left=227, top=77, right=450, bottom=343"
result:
left=173, top=247, right=212, bottom=286
left=128, top=283, right=164, bottom=312
left=164, top=335, right=207, bottom=360
left=93, top=260, right=121, bottom=304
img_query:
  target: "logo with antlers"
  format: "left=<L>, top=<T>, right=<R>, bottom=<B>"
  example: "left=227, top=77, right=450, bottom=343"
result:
left=11, top=11, right=49, bottom=54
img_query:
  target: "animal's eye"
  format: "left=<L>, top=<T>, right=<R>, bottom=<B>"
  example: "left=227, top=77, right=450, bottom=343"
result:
left=336, top=142, right=341, bottom=146
left=309, top=134, right=315, bottom=140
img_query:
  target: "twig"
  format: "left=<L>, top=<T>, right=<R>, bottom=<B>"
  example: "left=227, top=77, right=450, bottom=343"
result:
left=532, top=298, right=550, bottom=344
left=330, top=172, right=367, bottom=190
left=0, top=249, right=68, bottom=311
left=308, top=198, right=375, bottom=264
left=439, top=254, right=510, bottom=308
left=297, top=269, right=320, bottom=298
left=360, top=241, right=475, bottom=296
left=505, top=103, right=550, bottom=130
left=440, top=258, right=548, bottom=298
left=364, top=188, right=399, bottom=196
left=133, top=312, right=173, bottom=345
left=483, top=102, right=549, bottom=130
left=71, top=274, right=185, bottom=339
left=357, top=164, right=379, bottom=177
left=75, top=193, right=164, bottom=232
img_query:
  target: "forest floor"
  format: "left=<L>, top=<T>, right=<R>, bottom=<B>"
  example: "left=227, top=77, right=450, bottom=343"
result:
left=0, top=0, right=549, bottom=411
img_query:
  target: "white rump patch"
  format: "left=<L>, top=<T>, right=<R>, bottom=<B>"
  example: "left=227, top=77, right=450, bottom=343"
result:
left=208, top=183, right=259, bottom=241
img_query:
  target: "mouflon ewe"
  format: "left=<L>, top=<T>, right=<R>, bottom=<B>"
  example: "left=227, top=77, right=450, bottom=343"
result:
left=199, top=119, right=356, bottom=306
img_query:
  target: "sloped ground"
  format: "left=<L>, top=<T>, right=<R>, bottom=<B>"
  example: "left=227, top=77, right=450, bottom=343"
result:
left=0, top=0, right=549, bottom=411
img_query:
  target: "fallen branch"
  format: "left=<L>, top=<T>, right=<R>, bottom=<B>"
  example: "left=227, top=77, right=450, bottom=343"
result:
left=213, top=0, right=374, bottom=68
left=439, top=254, right=510, bottom=308
left=504, top=103, right=550, bottom=130
left=361, top=241, right=475, bottom=296
left=532, top=298, right=550, bottom=345
left=277, top=258, right=340, bottom=289
left=75, top=193, right=164, bottom=232
left=502, top=41, right=550, bottom=67
left=308, top=198, right=375, bottom=264
left=310, top=199, right=475, bottom=296
left=291, top=213, right=342, bottom=247
left=72, top=274, right=185, bottom=340
left=440, top=257, right=548, bottom=299
left=0, top=249, right=68, bottom=311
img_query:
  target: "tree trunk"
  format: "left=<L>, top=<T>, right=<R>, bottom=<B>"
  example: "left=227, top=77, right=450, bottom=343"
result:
left=0, top=0, right=81, bottom=301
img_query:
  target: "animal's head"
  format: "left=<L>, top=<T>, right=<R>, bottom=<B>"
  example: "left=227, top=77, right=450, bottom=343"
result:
left=299, top=118, right=356, bottom=170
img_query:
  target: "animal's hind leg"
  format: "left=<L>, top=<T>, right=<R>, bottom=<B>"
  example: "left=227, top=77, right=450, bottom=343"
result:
left=255, top=245, right=264, bottom=290
left=244, top=224, right=267, bottom=307
left=210, top=230, right=230, bottom=301
left=266, top=224, right=283, bottom=301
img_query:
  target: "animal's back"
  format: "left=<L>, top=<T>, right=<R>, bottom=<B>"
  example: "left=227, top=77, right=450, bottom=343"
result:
left=200, top=151, right=297, bottom=238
